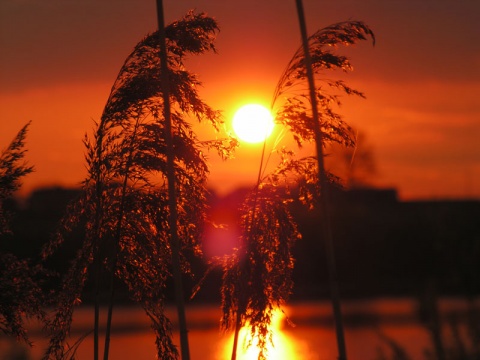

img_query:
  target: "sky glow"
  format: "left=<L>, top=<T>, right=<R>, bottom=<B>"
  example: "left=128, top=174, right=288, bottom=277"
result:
left=1, top=0, right=479, bottom=199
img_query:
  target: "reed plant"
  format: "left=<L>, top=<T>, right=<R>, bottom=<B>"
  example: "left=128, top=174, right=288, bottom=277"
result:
left=0, top=122, right=34, bottom=235
left=221, top=149, right=308, bottom=360
left=275, top=6, right=374, bottom=359
left=41, top=12, right=234, bottom=360
left=221, top=7, right=374, bottom=359
left=0, top=122, right=47, bottom=346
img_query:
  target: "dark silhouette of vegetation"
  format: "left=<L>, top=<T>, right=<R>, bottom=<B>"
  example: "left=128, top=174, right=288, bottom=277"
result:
left=0, top=122, right=47, bottom=346
left=270, top=4, right=374, bottom=359
left=280, top=4, right=373, bottom=359
left=155, top=1, right=191, bottom=358
left=41, top=12, right=234, bottom=360
left=222, top=10, right=374, bottom=357
left=2, top=185, right=479, bottom=359
left=221, top=150, right=309, bottom=360
left=3, top=5, right=478, bottom=360
left=0, top=122, right=34, bottom=235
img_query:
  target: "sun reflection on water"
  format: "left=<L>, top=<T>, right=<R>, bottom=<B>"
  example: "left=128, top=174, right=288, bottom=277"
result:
left=220, top=308, right=301, bottom=360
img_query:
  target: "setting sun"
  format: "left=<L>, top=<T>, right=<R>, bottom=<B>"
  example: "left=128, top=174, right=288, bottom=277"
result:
left=232, top=104, right=274, bottom=143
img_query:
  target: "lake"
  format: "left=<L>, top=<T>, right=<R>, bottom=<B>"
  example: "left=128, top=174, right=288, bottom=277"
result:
left=1, top=297, right=476, bottom=359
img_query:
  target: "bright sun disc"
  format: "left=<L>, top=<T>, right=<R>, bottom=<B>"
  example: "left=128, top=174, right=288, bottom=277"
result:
left=232, top=104, right=274, bottom=143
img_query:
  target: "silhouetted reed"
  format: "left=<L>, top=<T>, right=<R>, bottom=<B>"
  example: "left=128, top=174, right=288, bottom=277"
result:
left=221, top=9, right=375, bottom=360
left=41, top=12, right=234, bottom=360
left=0, top=122, right=47, bottom=346
left=274, top=7, right=374, bottom=359
left=221, top=169, right=302, bottom=360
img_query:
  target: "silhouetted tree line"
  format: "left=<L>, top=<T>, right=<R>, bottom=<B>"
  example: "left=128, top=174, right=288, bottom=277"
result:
left=294, top=187, right=480, bottom=299
left=4, top=185, right=479, bottom=301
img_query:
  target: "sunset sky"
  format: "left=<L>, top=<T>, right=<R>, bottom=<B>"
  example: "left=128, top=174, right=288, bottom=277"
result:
left=1, top=0, right=479, bottom=200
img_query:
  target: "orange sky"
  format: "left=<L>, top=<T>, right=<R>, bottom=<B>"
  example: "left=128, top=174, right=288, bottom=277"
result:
left=1, top=0, right=479, bottom=200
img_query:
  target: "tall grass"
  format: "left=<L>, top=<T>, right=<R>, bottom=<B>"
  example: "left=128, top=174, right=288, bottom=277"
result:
left=275, top=6, right=374, bottom=358
left=0, top=122, right=46, bottom=346
left=220, top=10, right=374, bottom=359
left=41, top=12, right=235, bottom=360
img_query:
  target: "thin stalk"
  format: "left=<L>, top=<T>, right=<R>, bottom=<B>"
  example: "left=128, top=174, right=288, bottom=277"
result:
left=230, top=139, right=268, bottom=360
left=423, top=280, right=446, bottom=360
left=103, top=119, right=141, bottom=360
left=93, top=127, right=107, bottom=360
left=155, top=1, right=190, bottom=359
left=103, top=284, right=115, bottom=360
left=230, top=308, right=242, bottom=360
left=93, top=242, right=100, bottom=360
left=92, top=31, right=140, bottom=360
left=294, top=1, right=347, bottom=359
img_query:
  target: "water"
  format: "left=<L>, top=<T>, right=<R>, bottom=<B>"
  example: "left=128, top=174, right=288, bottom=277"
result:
left=1, top=298, right=476, bottom=359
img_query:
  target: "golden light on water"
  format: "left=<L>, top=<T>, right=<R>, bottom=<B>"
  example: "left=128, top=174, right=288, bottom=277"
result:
left=220, top=309, right=297, bottom=360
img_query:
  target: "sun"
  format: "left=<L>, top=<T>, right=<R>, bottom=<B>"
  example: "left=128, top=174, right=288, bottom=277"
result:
left=232, top=104, right=274, bottom=143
